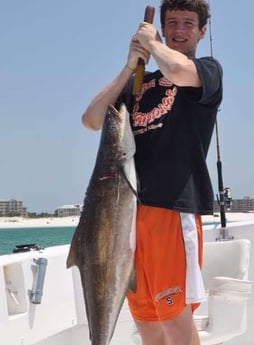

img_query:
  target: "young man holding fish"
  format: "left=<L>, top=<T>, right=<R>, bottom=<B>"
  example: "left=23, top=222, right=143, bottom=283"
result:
left=82, top=0, right=222, bottom=344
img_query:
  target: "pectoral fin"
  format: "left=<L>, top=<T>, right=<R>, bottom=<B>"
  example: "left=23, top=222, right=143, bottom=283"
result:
left=128, top=269, right=137, bottom=293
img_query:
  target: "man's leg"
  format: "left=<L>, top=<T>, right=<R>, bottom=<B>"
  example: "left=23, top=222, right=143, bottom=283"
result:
left=191, top=320, right=201, bottom=345
left=134, top=305, right=200, bottom=345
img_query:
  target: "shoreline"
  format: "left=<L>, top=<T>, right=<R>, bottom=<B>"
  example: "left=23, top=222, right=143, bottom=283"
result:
left=1, top=212, right=254, bottom=230
left=0, top=216, right=79, bottom=229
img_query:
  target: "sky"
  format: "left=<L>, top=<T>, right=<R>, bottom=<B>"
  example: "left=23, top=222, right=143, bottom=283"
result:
left=1, top=0, right=254, bottom=213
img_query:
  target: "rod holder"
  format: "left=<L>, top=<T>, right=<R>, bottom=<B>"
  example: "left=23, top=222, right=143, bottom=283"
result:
left=31, top=258, right=48, bottom=304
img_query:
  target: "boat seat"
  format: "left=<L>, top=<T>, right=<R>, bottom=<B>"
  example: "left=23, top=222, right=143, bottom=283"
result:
left=196, top=239, right=252, bottom=345
left=132, top=239, right=252, bottom=345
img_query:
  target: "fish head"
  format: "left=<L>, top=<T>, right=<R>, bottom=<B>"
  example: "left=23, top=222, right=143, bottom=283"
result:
left=99, top=103, right=135, bottom=164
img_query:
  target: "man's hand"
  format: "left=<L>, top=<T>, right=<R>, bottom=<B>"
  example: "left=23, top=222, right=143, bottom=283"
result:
left=135, top=22, right=162, bottom=52
left=126, top=32, right=151, bottom=71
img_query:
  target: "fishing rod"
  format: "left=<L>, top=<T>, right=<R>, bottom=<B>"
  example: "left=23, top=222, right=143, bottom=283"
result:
left=208, top=1, right=229, bottom=238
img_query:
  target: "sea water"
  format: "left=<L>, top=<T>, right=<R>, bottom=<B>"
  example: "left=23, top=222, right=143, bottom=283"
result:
left=0, top=218, right=221, bottom=256
left=0, top=226, right=75, bottom=255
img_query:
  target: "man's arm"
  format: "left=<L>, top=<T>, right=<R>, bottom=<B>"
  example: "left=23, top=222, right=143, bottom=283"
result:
left=149, top=40, right=201, bottom=87
left=135, top=22, right=201, bottom=87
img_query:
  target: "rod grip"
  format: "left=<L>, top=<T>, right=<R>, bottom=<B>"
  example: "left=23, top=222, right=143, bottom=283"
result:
left=132, top=5, right=155, bottom=96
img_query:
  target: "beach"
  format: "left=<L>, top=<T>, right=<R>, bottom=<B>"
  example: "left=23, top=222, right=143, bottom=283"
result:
left=203, top=212, right=254, bottom=224
left=0, top=216, right=79, bottom=229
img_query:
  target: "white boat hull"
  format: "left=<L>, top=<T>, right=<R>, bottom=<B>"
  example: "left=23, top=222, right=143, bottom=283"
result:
left=0, top=217, right=253, bottom=345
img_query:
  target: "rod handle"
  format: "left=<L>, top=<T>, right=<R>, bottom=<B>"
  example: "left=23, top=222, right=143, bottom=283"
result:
left=132, top=5, right=155, bottom=96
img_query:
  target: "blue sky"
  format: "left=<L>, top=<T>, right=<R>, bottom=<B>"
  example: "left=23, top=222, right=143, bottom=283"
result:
left=1, top=0, right=254, bottom=213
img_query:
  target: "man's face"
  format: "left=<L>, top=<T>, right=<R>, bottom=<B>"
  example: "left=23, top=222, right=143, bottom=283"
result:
left=162, top=10, right=206, bottom=57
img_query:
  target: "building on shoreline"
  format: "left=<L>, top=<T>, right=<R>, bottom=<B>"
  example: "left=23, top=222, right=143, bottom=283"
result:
left=1, top=196, right=254, bottom=217
left=0, top=199, right=27, bottom=216
left=55, top=204, right=81, bottom=217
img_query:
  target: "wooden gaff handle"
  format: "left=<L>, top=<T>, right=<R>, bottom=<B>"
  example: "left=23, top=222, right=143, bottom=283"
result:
left=132, top=5, right=155, bottom=96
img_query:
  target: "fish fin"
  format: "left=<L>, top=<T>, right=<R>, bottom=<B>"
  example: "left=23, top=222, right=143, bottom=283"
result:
left=66, top=223, right=82, bottom=269
left=66, top=246, right=77, bottom=269
left=128, top=269, right=137, bottom=293
left=136, top=175, right=142, bottom=204
left=118, top=165, right=140, bottom=202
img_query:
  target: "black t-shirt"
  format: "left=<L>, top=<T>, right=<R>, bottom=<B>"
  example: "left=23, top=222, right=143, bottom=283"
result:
left=118, top=56, right=223, bottom=215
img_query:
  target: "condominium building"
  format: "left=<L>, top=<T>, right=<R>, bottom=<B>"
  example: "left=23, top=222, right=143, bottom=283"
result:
left=0, top=199, right=27, bottom=216
left=214, top=197, right=254, bottom=213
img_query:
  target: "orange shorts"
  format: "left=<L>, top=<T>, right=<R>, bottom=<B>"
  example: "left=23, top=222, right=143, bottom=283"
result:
left=127, top=204, right=203, bottom=321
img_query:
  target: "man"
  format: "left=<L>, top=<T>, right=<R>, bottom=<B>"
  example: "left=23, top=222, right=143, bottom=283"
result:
left=82, top=0, right=222, bottom=344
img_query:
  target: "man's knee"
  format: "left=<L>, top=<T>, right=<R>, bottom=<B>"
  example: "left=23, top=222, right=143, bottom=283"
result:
left=133, top=306, right=200, bottom=345
left=160, top=306, right=198, bottom=345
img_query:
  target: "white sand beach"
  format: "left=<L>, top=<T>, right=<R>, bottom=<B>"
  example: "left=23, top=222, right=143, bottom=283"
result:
left=0, top=216, right=79, bottom=229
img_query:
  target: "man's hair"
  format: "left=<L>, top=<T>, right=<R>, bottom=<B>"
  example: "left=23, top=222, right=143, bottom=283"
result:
left=160, top=0, right=210, bottom=29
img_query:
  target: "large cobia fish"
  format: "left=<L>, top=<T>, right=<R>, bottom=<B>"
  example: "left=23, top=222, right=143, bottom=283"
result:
left=66, top=103, right=137, bottom=345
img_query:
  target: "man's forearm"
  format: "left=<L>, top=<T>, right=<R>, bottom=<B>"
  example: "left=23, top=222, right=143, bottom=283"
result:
left=149, top=41, right=201, bottom=87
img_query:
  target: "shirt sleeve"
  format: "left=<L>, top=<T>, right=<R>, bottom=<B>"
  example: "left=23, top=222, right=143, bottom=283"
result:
left=192, top=56, right=223, bottom=105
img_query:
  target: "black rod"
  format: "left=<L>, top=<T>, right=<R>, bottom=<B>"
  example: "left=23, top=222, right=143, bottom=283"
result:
left=208, top=1, right=227, bottom=229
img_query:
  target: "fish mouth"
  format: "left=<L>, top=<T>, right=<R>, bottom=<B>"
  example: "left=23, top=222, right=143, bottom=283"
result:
left=108, top=104, right=120, bottom=116
left=106, top=103, right=135, bottom=161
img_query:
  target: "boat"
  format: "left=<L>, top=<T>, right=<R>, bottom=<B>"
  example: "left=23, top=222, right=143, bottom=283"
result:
left=0, top=212, right=253, bottom=345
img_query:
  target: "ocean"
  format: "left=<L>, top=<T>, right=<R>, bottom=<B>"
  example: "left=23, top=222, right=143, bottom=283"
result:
left=0, top=226, right=76, bottom=255
left=0, top=218, right=222, bottom=256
